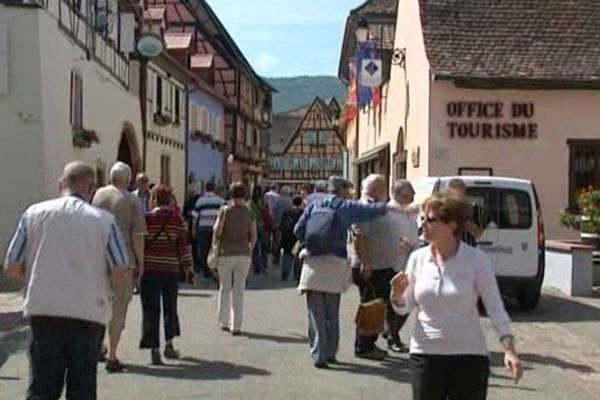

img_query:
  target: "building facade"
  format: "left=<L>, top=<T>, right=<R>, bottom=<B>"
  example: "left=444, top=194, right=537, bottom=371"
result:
left=339, top=0, right=600, bottom=238
left=146, top=0, right=275, bottom=196
left=145, top=59, right=187, bottom=202
left=0, top=0, right=142, bottom=254
left=267, top=97, right=345, bottom=190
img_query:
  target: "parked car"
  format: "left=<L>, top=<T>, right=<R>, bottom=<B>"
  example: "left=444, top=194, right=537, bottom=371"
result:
left=412, top=176, right=545, bottom=310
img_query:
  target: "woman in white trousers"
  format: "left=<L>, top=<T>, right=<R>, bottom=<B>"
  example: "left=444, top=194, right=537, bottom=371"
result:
left=213, top=182, right=257, bottom=335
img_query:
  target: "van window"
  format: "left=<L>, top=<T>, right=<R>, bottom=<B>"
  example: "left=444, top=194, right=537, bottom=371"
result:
left=498, top=189, right=532, bottom=229
left=465, top=187, right=532, bottom=230
left=465, top=187, right=496, bottom=228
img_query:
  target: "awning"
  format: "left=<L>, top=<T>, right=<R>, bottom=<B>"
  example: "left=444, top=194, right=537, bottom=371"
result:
left=353, top=143, right=390, bottom=165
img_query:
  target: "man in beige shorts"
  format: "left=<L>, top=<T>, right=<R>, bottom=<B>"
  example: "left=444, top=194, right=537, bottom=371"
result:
left=92, top=162, right=147, bottom=372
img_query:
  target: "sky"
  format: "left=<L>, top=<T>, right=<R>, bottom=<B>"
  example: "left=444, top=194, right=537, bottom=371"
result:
left=208, top=0, right=366, bottom=78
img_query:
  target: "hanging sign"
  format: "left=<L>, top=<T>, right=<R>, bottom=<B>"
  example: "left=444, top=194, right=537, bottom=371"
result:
left=360, top=58, right=382, bottom=88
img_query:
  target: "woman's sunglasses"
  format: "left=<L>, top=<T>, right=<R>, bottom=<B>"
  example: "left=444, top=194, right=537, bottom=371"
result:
left=420, top=216, right=440, bottom=224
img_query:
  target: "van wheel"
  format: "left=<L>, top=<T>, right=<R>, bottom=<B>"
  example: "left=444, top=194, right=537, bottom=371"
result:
left=517, top=289, right=541, bottom=310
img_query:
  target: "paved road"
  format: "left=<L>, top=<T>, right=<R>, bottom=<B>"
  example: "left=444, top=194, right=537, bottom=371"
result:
left=1, top=271, right=599, bottom=399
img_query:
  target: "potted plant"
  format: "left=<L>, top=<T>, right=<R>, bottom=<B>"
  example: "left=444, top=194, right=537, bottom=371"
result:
left=559, top=186, right=600, bottom=247
left=72, top=127, right=100, bottom=148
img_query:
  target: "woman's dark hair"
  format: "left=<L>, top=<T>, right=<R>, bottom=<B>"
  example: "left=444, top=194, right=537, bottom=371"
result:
left=229, top=182, right=247, bottom=200
left=421, top=193, right=469, bottom=237
left=251, top=185, right=263, bottom=203
left=151, top=184, right=173, bottom=207
left=292, top=196, right=303, bottom=207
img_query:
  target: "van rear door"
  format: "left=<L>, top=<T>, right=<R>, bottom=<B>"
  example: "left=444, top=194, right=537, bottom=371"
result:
left=493, top=186, right=538, bottom=277
left=464, top=185, right=499, bottom=271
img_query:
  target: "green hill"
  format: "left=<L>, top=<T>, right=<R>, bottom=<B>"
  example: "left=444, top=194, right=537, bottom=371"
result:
left=267, top=76, right=347, bottom=114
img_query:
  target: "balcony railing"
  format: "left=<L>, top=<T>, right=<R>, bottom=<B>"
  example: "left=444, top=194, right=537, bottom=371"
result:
left=57, top=0, right=129, bottom=88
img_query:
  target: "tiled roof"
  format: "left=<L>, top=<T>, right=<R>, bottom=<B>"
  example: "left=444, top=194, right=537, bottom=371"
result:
left=420, top=0, right=600, bottom=84
left=269, top=114, right=304, bottom=154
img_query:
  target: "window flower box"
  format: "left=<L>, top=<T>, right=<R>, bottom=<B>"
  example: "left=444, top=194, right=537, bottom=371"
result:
left=72, top=127, right=99, bottom=148
left=153, top=112, right=172, bottom=126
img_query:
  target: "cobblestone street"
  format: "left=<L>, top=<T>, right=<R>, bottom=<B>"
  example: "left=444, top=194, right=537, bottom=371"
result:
left=1, top=272, right=599, bottom=400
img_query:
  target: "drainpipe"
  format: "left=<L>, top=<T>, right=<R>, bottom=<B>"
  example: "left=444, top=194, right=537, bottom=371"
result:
left=140, top=59, right=148, bottom=172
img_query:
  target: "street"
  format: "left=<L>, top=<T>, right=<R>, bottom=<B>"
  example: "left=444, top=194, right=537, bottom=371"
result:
left=1, top=270, right=600, bottom=400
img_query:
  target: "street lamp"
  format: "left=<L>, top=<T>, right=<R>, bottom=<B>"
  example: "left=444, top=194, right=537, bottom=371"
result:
left=355, top=17, right=369, bottom=44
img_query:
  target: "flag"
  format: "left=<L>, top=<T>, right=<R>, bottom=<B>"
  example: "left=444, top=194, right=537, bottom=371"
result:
left=357, top=41, right=376, bottom=106
left=371, top=87, right=381, bottom=109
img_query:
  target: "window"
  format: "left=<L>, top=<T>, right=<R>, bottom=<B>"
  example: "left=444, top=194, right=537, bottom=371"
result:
left=155, top=75, right=162, bottom=113
left=568, top=140, right=600, bottom=210
left=160, top=155, right=171, bottom=186
left=70, top=69, right=83, bottom=129
left=465, top=187, right=532, bottom=230
left=174, top=89, right=180, bottom=123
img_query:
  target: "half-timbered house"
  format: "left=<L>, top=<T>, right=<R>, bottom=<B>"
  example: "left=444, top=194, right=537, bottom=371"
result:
left=268, top=97, right=346, bottom=190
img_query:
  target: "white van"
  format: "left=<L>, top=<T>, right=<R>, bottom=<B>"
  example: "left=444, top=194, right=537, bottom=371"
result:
left=412, top=176, right=545, bottom=310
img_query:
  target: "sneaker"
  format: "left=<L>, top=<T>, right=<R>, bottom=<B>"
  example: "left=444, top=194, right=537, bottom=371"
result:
left=105, top=359, right=126, bottom=373
left=220, top=325, right=230, bottom=332
left=231, top=330, right=241, bottom=336
left=388, top=339, right=409, bottom=353
left=164, top=343, right=181, bottom=360
left=356, top=347, right=387, bottom=361
left=326, top=358, right=338, bottom=364
left=151, top=349, right=163, bottom=365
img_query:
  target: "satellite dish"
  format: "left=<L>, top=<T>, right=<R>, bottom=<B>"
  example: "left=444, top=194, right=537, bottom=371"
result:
left=136, top=32, right=164, bottom=58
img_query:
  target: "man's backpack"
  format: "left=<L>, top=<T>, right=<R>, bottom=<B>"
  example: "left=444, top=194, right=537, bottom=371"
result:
left=305, top=197, right=343, bottom=255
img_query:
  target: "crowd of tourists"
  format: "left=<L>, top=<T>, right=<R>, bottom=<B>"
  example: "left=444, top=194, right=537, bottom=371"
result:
left=4, top=160, right=523, bottom=400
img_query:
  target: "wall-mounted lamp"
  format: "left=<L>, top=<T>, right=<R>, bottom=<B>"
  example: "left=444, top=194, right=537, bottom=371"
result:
left=355, top=17, right=369, bottom=44
left=227, top=154, right=235, bottom=164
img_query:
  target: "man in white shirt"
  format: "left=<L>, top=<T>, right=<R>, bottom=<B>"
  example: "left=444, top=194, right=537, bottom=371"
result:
left=4, top=161, right=129, bottom=400
left=192, top=181, right=225, bottom=279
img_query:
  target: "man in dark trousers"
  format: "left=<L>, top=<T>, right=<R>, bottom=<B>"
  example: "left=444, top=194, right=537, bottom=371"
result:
left=192, top=181, right=225, bottom=280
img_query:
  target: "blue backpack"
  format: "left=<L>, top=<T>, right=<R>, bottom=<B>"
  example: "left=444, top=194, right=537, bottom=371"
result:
left=305, top=197, right=343, bottom=255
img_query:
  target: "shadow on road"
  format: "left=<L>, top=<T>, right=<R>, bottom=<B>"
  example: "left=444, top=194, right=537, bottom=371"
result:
left=490, top=351, right=594, bottom=374
left=332, top=357, right=411, bottom=383
left=0, top=376, right=20, bottom=381
left=0, top=326, right=29, bottom=370
left=239, top=331, right=307, bottom=344
left=125, top=356, right=270, bottom=380
left=177, top=291, right=213, bottom=298
left=504, top=293, right=600, bottom=323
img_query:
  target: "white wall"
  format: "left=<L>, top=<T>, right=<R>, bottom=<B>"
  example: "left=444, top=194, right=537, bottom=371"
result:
left=429, top=81, right=600, bottom=238
left=352, top=0, right=432, bottom=188
left=0, top=7, right=45, bottom=257
left=36, top=4, right=142, bottom=198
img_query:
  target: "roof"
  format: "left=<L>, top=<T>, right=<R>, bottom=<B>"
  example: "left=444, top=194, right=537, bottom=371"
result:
left=270, top=114, right=304, bottom=154
left=198, top=0, right=277, bottom=92
left=420, top=0, right=600, bottom=86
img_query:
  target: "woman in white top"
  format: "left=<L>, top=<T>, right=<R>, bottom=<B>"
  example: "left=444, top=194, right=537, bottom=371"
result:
left=390, top=193, right=523, bottom=400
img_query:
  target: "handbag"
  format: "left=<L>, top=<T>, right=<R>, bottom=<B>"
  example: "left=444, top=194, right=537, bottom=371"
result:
left=355, top=283, right=387, bottom=337
left=207, top=206, right=228, bottom=271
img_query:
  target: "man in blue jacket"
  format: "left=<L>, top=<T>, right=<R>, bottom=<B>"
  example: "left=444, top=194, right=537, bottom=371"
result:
left=294, top=176, right=400, bottom=368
